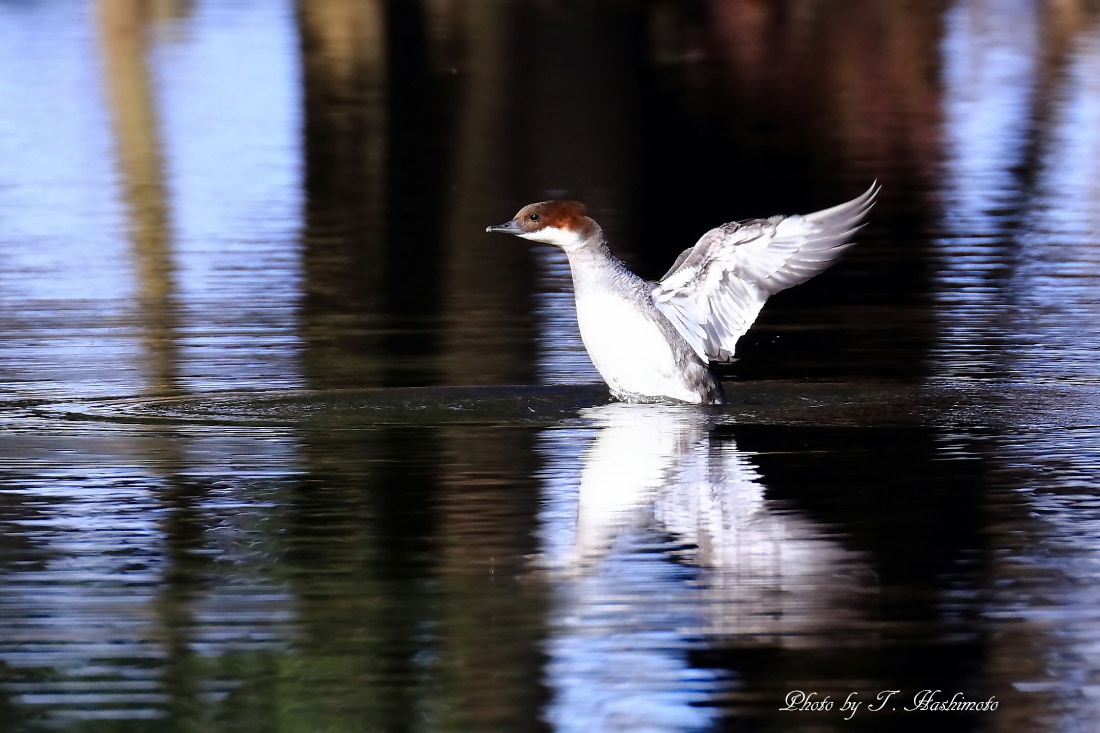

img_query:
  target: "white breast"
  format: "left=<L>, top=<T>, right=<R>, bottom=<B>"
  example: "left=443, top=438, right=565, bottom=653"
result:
left=574, top=291, right=698, bottom=402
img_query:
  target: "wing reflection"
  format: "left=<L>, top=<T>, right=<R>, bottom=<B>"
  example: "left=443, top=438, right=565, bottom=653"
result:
left=537, top=404, right=871, bottom=731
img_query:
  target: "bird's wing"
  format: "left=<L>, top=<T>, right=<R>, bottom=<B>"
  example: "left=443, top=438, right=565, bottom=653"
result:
left=652, top=182, right=880, bottom=362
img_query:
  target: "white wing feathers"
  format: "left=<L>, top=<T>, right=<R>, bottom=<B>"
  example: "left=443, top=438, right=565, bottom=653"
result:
left=652, top=182, right=880, bottom=363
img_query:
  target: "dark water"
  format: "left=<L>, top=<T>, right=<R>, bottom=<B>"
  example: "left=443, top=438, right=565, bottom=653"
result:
left=2, top=0, right=1100, bottom=731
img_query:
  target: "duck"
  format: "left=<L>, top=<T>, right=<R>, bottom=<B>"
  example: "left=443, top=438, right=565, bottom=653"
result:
left=486, top=183, right=880, bottom=404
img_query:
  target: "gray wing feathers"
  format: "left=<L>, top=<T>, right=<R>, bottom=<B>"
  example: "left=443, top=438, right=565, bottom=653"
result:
left=661, top=246, right=695, bottom=281
left=652, top=182, right=880, bottom=363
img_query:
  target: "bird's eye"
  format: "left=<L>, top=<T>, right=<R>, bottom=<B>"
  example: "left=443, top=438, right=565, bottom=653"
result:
left=529, top=213, right=539, bottom=222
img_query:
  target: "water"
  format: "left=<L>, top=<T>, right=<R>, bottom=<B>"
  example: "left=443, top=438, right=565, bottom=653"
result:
left=1, top=0, right=1099, bottom=730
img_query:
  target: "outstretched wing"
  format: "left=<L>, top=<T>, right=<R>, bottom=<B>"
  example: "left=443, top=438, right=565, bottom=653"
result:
left=652, top=182, right=880, bottom=362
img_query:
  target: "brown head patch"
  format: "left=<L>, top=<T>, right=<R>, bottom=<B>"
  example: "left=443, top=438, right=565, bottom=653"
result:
left=513, top=200, right=596, bottom=237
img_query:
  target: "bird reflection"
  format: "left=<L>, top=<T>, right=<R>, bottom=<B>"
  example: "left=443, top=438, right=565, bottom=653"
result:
left=550, top=403, right=869, bottom=631
left=537, top=403, right=871, bottom=731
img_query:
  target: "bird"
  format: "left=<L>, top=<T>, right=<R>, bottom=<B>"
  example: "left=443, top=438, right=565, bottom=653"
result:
left=485, top=182, right=880, bottom=405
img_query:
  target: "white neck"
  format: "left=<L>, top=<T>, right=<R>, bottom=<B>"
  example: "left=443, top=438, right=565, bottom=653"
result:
left=519, top=226, right=587, bottom=252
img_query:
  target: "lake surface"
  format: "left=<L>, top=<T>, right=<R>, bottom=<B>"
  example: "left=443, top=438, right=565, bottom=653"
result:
left=1, top=1, right=1099, bottom=731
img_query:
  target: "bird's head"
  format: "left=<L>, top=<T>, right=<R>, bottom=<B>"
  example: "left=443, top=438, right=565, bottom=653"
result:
left=486, top=200, right=599, bottom=251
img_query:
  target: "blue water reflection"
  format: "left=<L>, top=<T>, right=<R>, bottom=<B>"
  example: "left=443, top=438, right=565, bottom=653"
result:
left=155, top=0, right=304, bottom=393
left=0, top=429, right=301, bottom=724
left=0, top=2, right=139, bottom=398
left=937, top=0, right=1100, bottom=382
left=986, top=428, right=1100, bottom=730
left=537, top=405, right=871, bottom=731
left=0, top=0, right=303, bottom=399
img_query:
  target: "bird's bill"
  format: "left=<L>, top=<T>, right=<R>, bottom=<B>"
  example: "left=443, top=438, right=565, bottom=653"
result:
left=485, top=220, right=522, bottom=234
